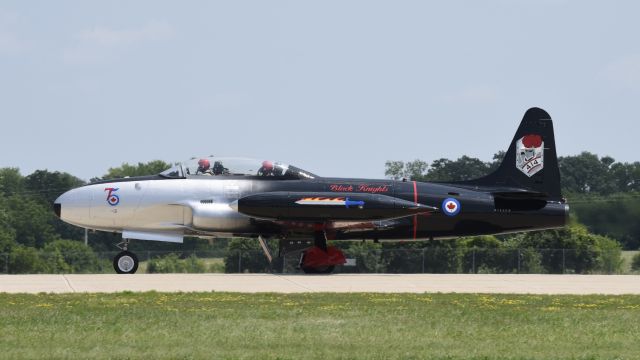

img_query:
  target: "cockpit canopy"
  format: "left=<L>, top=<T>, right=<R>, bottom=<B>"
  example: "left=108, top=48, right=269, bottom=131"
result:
left=159, top=157, right=317, bottom=180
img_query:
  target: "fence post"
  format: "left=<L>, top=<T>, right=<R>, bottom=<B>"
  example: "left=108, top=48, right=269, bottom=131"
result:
left=422, top=249, right=425, bottom=274
left=562, top=249, right=566, bottom=274
left=238, top=252, right=242, bottom=273
left=517, top=249, right=521, bottom=274
left=472, top=248, right=476, bottom=274
left=4, top=253, right=8, bottom=274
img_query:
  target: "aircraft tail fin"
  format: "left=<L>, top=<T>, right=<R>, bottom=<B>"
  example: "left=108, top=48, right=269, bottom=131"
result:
left=460, top=107, right=563, bottom=200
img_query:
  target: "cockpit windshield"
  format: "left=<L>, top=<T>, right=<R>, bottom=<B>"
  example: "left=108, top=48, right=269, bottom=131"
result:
left=159, top=157, right=317, bottom=180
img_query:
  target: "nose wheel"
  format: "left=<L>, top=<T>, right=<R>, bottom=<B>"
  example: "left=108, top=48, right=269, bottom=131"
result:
left=113, top=251, right=139, bottom=274
left=113, top=238, right=139, bottom=274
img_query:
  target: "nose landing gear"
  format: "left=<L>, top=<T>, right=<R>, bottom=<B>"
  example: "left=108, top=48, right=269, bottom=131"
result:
left=113, top=239, right=139, bottom=274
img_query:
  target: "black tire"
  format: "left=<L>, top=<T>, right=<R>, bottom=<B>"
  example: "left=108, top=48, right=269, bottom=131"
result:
left=302, top=265, right=335, bottom=274
left=113, top=251, right=139, bottom=274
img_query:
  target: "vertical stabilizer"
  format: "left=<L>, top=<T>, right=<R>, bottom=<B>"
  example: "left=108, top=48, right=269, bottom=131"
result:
left=461, top=107, right=562, bottom=200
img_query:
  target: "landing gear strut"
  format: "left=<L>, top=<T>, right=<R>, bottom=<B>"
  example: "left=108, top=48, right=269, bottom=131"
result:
left=298, top=229, right=346, bottom=274
left=113, top=239, right=139, bottom=274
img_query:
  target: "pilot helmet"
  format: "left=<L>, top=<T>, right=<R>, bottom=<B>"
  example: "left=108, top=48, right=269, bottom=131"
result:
left=262, top=160, right=273, bottom=171
left=198, top=158, right=211, bottom=170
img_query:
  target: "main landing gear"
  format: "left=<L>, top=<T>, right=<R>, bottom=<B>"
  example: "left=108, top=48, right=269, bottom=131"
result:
left=113, top=239, right=139, bottom=274
left=298, top=230, right=346, bottom=274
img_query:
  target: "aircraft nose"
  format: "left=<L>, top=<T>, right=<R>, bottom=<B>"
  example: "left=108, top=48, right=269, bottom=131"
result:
left=53, top=189, right=81, bottom=223
left=53, top=191, right=67, bottom=218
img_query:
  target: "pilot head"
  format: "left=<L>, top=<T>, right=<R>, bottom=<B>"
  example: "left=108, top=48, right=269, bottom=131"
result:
left=262, top=160, right=274, bottom=172
left=197, top=159, right=211, bottom=172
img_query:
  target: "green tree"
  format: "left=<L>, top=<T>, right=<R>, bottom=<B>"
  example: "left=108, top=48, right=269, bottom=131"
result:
left=381, top=241, right=460, bottom=273
left=0, top=209, right=16, bottom=273
left=96, top=160, right=171, bottom=181
left=0, top=168, right=24, bottom=196
left=384, top=161, right=406, bottom=180
left=385, top=154, right=502, bottom=182
left=489, top=151, right=506, bottom=172
left=24, top=170, right=84, bottom=205
left=338, top=242, right=387, bottom=273
left=569, top=193, right=640, bottom=249
left=459, top=235, right=518, bottom=274
left=609, top=162, right=640, bottom=192
left=421, top=156, right=492, bottom=182
left=631, top=253, right=640, bottom=272
left=147, top=253, right=206, bottom=273
left=24, top=170, right=86, bottom=241
left=8, top=245, right=44, bottom=274
left=224, top=238, right=271, bottom=273
left=0, top=196, right=17, bottom=252
left=5, top=195, right=58, bottom=248
left=559, top=152, right=617, bottom=194
left=595, top=236, right=623, bottom=274
left=40, top=239, right=101, bottom=273
left=513, top=225, right=621, bottom=274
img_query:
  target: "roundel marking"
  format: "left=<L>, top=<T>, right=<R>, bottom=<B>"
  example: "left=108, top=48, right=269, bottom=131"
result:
left=108, top=195, right=120, bottom=206
left=442, top=198, right=461, bottom=217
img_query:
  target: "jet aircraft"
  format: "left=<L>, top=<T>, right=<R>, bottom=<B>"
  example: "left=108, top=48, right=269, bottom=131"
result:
left=54, top=107, right=568, bottom=274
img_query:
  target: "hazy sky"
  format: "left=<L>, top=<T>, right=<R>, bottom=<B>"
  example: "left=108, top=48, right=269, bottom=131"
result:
left=1, top=1, right=638, bottom=181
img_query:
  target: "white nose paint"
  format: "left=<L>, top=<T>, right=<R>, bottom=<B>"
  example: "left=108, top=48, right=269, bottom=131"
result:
left=89, top=182, right=145, bottom=228
left=54, top=187, right=93, bottom=228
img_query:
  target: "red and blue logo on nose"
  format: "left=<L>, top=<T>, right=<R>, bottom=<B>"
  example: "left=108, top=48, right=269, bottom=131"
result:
left=104, top=188, right=120, bottom=206
left=442, top=198, right=460, bottom=216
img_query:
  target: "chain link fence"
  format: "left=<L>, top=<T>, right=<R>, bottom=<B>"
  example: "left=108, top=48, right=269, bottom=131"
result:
left=0, top=248, right=629, bottom=274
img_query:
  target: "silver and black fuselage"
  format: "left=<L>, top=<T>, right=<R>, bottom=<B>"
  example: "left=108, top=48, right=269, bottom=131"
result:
left=54, top=107, right=568, bottom=275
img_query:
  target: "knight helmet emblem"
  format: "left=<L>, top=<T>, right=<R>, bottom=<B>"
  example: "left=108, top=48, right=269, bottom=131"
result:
left=515, top=134, right=544, bottom=177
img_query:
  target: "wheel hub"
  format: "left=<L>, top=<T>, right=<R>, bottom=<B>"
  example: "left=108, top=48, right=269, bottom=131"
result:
left=118, top=255, right=134, bottom=272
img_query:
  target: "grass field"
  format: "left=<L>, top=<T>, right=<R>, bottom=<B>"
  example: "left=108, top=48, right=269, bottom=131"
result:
left=1, top=292, right=640, bottom=359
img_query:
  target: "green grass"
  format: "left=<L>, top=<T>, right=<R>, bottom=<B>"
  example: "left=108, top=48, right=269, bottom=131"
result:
left=137, top=257, right=225, bottom=273
left=1, top=292, right=640, bottom=359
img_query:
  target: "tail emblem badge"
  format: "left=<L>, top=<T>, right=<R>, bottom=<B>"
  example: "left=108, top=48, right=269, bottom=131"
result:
left=516, top=134, right=544, bottom=177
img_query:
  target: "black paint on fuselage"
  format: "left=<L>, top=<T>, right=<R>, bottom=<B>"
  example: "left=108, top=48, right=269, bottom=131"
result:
left=243, top=176, right=567, bottom=240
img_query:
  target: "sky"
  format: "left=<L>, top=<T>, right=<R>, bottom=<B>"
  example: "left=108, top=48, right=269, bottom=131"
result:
left=1, top=1, right=638, bottom=181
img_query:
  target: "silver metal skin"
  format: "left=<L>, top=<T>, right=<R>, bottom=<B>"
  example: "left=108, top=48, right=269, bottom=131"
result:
left=55, top=178, right=257, bottom=244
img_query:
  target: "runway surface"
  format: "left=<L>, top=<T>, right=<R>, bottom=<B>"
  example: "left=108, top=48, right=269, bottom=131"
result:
left=1, top=274, right=640, bottom=294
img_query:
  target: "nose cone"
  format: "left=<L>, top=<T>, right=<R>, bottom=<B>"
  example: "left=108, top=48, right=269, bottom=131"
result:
left=53, top=188, right=92, bottom=227
left=53, top=191, right=72, bottom=220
